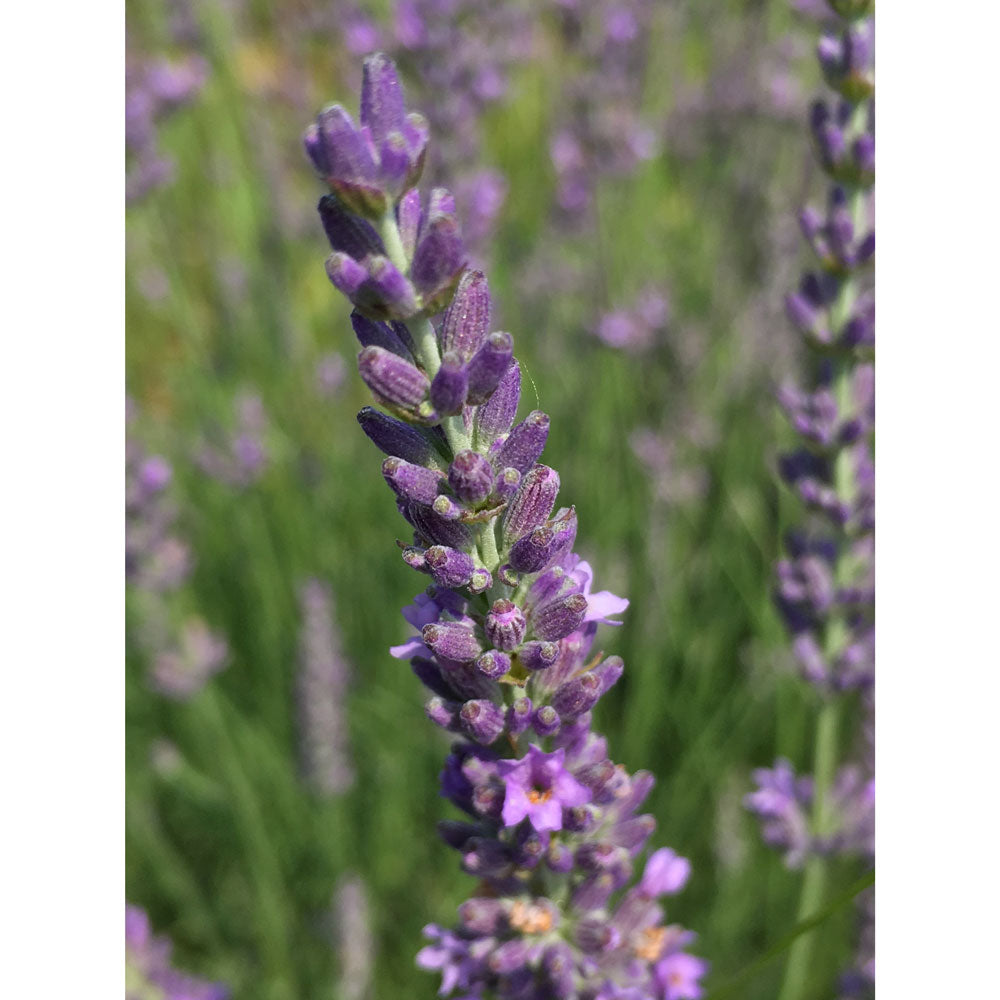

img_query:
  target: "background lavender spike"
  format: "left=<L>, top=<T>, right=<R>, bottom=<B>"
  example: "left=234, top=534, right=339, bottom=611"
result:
left=333, top=874, right=375, bottom=1000
left=746, top=3, right=875, bottom=999
left=127, top=399, right=229, bottom=699
left=126, top=50, right=208, bottom=204
left=306, top=53, right=707, bottom=1000
left=297, top=579, right=356, bottom=796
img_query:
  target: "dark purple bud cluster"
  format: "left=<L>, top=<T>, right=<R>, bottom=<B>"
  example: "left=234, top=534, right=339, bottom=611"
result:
left=306, top=55, right=705, bottom=999
left=304, top=53, right=429, bottom=217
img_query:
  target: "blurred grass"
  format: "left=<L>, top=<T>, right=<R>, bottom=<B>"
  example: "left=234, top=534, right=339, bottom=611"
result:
left=126, top=1, right=866, bottom=998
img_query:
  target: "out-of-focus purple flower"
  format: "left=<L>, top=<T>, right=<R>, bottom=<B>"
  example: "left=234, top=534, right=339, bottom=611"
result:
left=333, top=874, right=374, bottom=1000
left=126, top=903, right=228, bottom=1000
left=126, top=54, right=208, bottom=204
left=316, top=352, right=348, bottom=398
left=127, top=400, right=229, bottom=699
left=297, top=580, right=355, bottom=796
left=196, top=391, right=271, bottom=489
left=745, top=760, right=814, bottom=868
left=655, top=951, right=711, bottom=1000
left=641, top=848, right=692, bottom=897
left=594, top=287, right=671, bottom=352
left=151, top=617, right=230, bottom=700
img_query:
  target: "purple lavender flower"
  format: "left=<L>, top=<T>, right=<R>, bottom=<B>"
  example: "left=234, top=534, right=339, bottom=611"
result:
left=593, top=287, right=671, bottom=353
left=196, top=392, right=270, bottom=489
left=126, top=903, right=228, bottom=1000
left=306, top=54, right=706, bottom=1000
left=336, top=1, right=533, bottom=264
left=498, top=745, right=591, bottom=832
left=297, top=579, right=355, bottom=796
left=547, top=0, right=660, bottom=222
left=127, top=400, right=229, bottom=699
left=748, top=2, right=875, bottom=996
left=126, top=53, right=208, bottom=204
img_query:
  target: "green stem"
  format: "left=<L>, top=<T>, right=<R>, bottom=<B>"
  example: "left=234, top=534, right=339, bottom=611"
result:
left=378, top=207, right=409, bottom=275
left=777, top=698, right=841, bottom=1000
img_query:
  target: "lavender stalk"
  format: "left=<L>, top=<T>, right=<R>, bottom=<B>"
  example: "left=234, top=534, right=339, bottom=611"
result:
left=745, top=4, right=875, bottom=999
left=305, top=53, right=707, bottom=1000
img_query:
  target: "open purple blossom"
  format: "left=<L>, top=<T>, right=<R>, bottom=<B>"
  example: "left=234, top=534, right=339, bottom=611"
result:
left=306, top=54, right=706, bottom=1000
left=498, top=745, right=591, bottom=832
left=748, top=2, right=875, bottom=996
left=126, top=903, right=228, bottom=1000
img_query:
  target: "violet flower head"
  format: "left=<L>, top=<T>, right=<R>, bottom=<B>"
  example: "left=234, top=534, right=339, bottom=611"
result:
left=126, top=903, right=228, bottom=1000
left=305, top=54, right=706, bottom=1000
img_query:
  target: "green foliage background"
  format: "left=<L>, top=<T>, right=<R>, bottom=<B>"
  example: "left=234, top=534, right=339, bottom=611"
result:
left=126, top=1, right=866, bottom=997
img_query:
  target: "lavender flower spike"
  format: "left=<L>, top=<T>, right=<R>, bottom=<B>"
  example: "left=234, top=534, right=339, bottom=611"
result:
left=748, top=3, right=875, bottom=999
left=306, top=55, right=706, bottom=1000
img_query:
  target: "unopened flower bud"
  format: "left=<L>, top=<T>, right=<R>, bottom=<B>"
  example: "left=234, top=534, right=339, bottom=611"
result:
left=494, top=410, right=550, bottom=474
left=441, top=269, right=491, bottom=361
left=495, top=466, right=521, bottom=500
left=425, top=545, right=476, bottom=588
left=475, top=360, right=521, bottom=444
left=486, top=598, right=527, bottom=651
left=382, top=456, right=442, bottom=505
left=476, top=650, right=511, bottom=679
left=357, top=407, right=438, bottom=466
left=460, top=699, right=505, bottom=745
left=507, top=696, right=533, bottom=735
left=448, top=450, right=495, bottom=504
left=466, top=332, right=514, bottom=404
left=430, top=352, right=469, bottom=415
left=533, top=705, right=561, bottom=737
left=519, top=641, right=559, bottom=671
left=422, top=622, right=482, bottom=662
left=502, top=465, right=560, bottom=546
left=359, top=346, right=431, bottom=415
left=532, top=593, right=589, bottom=642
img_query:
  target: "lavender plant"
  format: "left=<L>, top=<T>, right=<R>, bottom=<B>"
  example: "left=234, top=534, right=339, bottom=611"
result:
left=126, top=903, right=229, bottom=1000
left=745, top=3, right=874, bottom=998
left=297, top=578, right=355, bottom=796
left=304, top=53, right=707, bottom=1000
left=126, top=50, right=207, bottom=204
left=126, top=401, right=230, bottom=698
